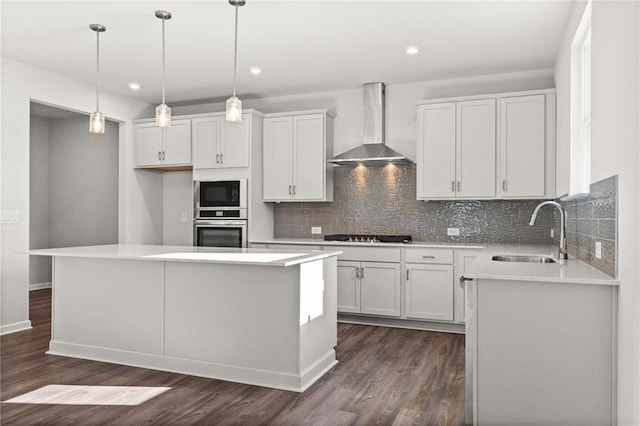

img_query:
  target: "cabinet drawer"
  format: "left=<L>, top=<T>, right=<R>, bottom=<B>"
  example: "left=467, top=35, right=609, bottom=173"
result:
left=325, top=246, right=401, bottom=263
left=405, top=248, right=454, bottom=264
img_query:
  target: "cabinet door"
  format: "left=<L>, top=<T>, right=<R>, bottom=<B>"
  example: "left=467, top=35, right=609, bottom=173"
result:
left=456, top=99, right=496, bottom=198
left=135, top=123, right=163, bottom=166
left=263, top=117, right=294, bottom=201
left=220, top=117, right=250, bottom=168
left=417, top=103, right=457, bottom=199
left=360, top=262, right=401, bottom=317
left=164, top=119, right=192, bottom=165
left=405, top=264, right=454, bottom=321
left=293, top=114, right=325, bottom=200
left=453, top=250, right=480, bottom=323
left=192, top=117, right=223, bottom=169
left=499, top=95, right=546, bottom=198
left=337, top=261, right=360, bottom=313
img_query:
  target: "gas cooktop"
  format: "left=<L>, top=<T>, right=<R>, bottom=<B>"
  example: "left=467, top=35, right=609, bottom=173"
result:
left=323, top=234, right=412, bottom=244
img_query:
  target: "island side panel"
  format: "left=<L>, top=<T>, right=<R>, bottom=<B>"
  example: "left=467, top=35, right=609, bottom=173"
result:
left=164, top=261, right=301, bottom=375
left=299, top=257, right=338, bottom=377
left=50, top=257, right=164, bottom=355
left=476, top=279, right=615, bottom=425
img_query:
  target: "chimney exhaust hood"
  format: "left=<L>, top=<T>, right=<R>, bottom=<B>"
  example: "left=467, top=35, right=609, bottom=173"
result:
left=328, top=82, right=412, bottom=165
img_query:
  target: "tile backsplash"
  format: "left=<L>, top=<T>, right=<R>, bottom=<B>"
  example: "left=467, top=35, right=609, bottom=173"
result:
left=274, top=163, right=555, bottom=245
left=559, top=175, right=618, bottom=277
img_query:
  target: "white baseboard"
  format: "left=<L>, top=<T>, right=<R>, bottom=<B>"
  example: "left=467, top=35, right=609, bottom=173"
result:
left=29, top=282, right=52, bottom=291
left=48, top=340, right=337, bottom=393
left=338, top=314, right=465, bottom=334
left=0, top=320, right=33, bottom=336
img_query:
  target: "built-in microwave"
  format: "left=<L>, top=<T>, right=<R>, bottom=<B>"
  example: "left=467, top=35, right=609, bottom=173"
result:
left=194, top=179, right=247, bottom=220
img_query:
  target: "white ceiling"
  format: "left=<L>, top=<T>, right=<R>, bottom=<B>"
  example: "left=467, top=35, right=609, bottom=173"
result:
left=2, top=1, right=574, bottom=106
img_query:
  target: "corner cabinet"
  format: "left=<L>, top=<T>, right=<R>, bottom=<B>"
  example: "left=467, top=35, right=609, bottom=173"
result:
left=416, top=89, right=556, bottom=200
left=263, top=109, right=335, bottom=202
left=135, top=119, right=192, bottom=168
left=192, top=111, right=261, bottom=170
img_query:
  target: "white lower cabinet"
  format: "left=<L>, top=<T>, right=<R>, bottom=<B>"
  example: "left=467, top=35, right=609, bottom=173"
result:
left=405, top=264, right=454, bottom=321
left=337, top=261, right=401, bottom=317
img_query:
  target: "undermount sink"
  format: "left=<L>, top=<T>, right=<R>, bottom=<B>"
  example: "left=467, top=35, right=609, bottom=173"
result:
left=491, top=255, right=557, bottom=264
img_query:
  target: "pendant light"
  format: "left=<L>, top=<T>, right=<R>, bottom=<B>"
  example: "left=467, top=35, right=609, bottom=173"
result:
left=226, top=0, right=246, bottom=122
left=155, top=10, right=172, bottom=128
left=89, top=23, right=106, bottom=135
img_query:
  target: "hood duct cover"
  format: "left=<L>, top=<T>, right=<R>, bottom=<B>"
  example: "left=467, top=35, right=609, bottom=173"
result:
left=329, top=82, right=412, bottom=165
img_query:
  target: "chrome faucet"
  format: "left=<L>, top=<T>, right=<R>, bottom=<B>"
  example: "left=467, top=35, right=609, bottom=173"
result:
left=529, top=200, right=568, bottom=260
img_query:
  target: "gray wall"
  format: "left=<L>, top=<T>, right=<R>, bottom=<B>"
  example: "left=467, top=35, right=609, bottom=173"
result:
left=163, top=171, right=193, bottom=246
left=28, top=113, right=119, bottom=286
left=29, top=115, right=52, bottom=285
left=275, top=163, right=555, bottom=244
left=49, top=116, right=119, bottom=247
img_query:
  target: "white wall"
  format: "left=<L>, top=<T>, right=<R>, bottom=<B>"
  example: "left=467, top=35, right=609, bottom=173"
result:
left=49, top=117, right=119, bottom=247
left=554, top=1, right=588, bottom=197
left=29, top=115, right=51, bottom=286
left=163, top=171, right=193, bottom=246
left=590, top=2, right=640, bottom=423
left=0, top=58, right=152, bottom=334
left=174, top=69, right=555, bottom=162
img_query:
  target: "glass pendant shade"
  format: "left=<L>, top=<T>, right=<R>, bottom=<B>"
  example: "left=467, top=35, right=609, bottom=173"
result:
left=226, top=96, right=242, bottom=122
left=156, top=103, right=171, bottom=128
left=89, top=111, right=105, bottom=135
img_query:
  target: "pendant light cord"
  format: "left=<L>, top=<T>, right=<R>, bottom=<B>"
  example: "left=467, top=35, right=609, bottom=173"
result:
left=95, top=30, right=100, bottom=112
left=233, top=5, right=239, bottom=97
left=162, top=17, right=166, bottom=105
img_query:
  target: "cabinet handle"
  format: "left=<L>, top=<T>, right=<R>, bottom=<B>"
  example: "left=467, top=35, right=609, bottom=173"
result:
left=158, top=151, right=161, bottom=160
left=459, top=276, right=472, bottom=289
left=451, top=181, right=455, bottom=192
left=216, top=154, right=220, bottom=164
left=422, top=255, right=436, bottom=259
left=457, top=181, right=461, bottom=192
left=355, top=267, right=360, bottom=279
left=502, top=180, right=507, bottom=191
left=162, top=151, right=166, bottom=161
left=406, top=269, right=410, bottom=280
left=293, top=185, right=296, bottom=195
left=288, top=185, right=292, bottom=195
left=220, top=153, right=223, bottom=164
left=360, top=266, right=365, bottom=278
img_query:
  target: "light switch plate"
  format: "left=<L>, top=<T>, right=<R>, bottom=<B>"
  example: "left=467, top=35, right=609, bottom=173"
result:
left=311, top=227, right=322, bottom=235
left=550, top=229, right=555, bottom=238
left=595, top=241, right=602, bottom=259
left=447, top=227, right=460, bottom=236
left=181, top=212, right=188, bottom=222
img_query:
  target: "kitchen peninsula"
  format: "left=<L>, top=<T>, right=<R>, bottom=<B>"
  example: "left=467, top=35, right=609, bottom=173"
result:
left=30, top=244, right=341, bottom=392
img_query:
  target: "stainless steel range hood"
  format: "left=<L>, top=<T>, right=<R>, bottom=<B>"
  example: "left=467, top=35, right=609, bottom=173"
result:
left=328, top=82, right=412, bottom=165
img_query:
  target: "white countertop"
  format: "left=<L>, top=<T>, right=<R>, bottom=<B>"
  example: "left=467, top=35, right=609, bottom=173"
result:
left=465, top=244, right=618, bottom=286
left=251, top=238, right=484, bottom=250
left=30, top=244, right=341, bottom=267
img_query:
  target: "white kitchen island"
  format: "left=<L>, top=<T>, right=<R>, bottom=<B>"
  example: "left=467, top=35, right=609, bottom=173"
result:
left=30, top=244, right=341, bottom=392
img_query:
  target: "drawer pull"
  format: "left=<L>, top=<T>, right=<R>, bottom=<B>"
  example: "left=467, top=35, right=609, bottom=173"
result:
left=422, top=255, right=436, bottom=259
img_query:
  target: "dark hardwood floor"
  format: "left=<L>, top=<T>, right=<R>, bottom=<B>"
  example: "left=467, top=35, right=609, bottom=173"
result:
left=1, top=289, right=465, bottom=425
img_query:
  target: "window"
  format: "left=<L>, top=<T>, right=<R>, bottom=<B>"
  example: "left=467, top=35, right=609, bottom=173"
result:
left=569, top=2, right=592, bottom=196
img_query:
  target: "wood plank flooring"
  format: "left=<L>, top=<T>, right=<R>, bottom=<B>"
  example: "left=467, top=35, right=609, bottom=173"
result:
left=1, top=289, right=465, bottom=425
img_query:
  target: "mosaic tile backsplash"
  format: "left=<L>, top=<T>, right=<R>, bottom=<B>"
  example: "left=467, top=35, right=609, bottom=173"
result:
left=559, top=175, right=618, bottom=277
left=274, top=163, right=555, bottom=245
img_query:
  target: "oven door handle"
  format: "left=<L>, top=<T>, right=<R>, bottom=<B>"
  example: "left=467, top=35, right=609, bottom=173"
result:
left=194, top=220, right=247, bottom=226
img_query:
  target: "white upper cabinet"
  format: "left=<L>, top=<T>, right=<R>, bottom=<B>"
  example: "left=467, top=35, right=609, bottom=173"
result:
left=192, top=113, right=251, bottom=169
left=417, top=89, right=556, bottom=200
left=263, top=109, right=334, bottom=202
left=135, top=119, right=191, bottom=168
left=499, top=94, right=547, bottom=198
left=417, top=99, right=496, bottom=199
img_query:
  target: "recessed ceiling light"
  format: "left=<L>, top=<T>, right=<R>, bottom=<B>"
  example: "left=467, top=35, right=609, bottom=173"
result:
left=405, top=46, right=420, bottom=55
left=249, top=66, right=262, bottom=75
left=128, top=82, right=142, bottom=90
